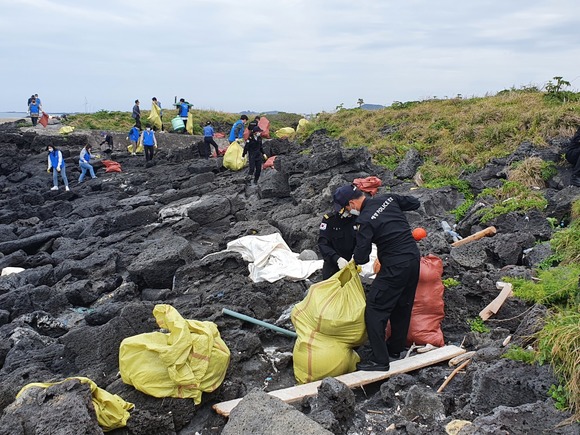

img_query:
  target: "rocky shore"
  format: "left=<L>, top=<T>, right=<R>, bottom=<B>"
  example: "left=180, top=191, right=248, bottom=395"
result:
left=0, top=121, right=578, bottom=434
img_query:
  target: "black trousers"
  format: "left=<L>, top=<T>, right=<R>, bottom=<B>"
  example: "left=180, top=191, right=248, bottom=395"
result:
left=248, top=154, right=262, bottom=182
left=204, top=137, right=219, bottom=156
left=365, top=256, right=420, bottom=364
left=144, top=146, right=154, bottom=161
left=31, top=115, right=38, bottom=126
left=134, top=116, right=141, bottom=129
left=566, top=145, right=580, bottom=177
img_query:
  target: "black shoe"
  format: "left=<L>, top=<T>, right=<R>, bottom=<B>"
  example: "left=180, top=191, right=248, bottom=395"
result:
left=356, top=360, right=389, bottom=372
left=389, top=351, right=401, bottom=359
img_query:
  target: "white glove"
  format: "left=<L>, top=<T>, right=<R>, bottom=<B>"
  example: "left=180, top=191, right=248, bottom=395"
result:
left=337, top=257, right=349, bottom=269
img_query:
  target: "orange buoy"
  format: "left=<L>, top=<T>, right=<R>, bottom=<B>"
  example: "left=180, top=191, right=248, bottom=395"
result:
left=412, top=227, right=427, bottom=241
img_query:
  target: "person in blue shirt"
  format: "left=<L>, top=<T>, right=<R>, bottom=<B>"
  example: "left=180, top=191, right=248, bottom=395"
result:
left=127, top=125, right=140, bottom=155
left=78, top=144, right=97, bottom=182
left=229, top=115, right=248, bottom=143
left=47, top=145, right=69, bottom=191
left=177, top=98, right=191, bottom=132
left=140, top=125, right=157, bottom=162
left=203, top=121, right=220, bottom=158
left=28, top=97, right=41, bottom=126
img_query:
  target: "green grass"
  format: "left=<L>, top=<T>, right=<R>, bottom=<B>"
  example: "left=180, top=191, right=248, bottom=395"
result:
left=468, top=317, right=490, bottom=333
left=502, top=346, right=536, bottom=364
left=476, top=180, right=548, bottom=223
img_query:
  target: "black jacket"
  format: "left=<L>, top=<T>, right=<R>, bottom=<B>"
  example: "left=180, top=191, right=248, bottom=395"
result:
left=353, top=194, right=420, bottom=267
left=318, top=212, right=357, bottom=264
left=243, top=135, right=265, bottom=159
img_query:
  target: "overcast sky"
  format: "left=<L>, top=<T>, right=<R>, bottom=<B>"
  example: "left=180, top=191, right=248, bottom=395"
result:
left=2, top=0, right=580, bottom=114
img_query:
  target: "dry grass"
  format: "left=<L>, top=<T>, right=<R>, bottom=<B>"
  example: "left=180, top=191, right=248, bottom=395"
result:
left=508, top=157, right=548, bottom=188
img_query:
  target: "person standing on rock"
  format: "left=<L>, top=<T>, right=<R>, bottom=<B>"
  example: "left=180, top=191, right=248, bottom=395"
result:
left=47, top=145, right=70, bottom=191
left=229, top=115, right=248, bottom=143
left=335, top=184, right=421, bottom=371
left=318, top=188, right=358, bottom=279
left=78, top=144, right=97, bottom=183
left=127, top=124, right=140, bottom=155
left=28, top=97, right=41, bottom=126
left=242, top=126, right=266, bottom=185
left=140, top=125, right=157, bottom=162
left=203, top=121, right=220, bottom=158
left=177, top=98, right=191, bottom=133
left=566, top=126, right=580, bottom=187
left=132, top=99, right=141, bottom=129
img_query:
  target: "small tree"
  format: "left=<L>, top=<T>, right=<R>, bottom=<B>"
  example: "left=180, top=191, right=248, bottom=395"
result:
left=357, top=98, right=364, bottom=108
left=335, top=103, right=345, bottom=111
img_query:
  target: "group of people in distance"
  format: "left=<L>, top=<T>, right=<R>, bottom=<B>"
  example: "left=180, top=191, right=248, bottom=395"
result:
left=27, top=94, right=43, bottom=126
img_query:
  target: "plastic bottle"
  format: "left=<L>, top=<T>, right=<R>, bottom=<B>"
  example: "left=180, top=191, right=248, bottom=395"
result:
left=441, top=221, right=463, bottom=243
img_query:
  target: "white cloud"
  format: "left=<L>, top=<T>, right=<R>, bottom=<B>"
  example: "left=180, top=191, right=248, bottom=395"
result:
left=1, top=0, right=580, bottom=114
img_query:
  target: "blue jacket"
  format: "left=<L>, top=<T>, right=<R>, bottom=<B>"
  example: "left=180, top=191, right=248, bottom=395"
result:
left=128, top=126, right=140, bottom=142
left=179, top=103, right=189, bottom=117
left=142, top=130, right=156, bottom=146
left=229, top=120, right=245, bottom=142
left=79, top=148, right=92, bottom=164
left=29, top=102, right=40, bottom=115
left=48, top=150, right=65, bottom=170
left=203, top=125, right=214, bottom=137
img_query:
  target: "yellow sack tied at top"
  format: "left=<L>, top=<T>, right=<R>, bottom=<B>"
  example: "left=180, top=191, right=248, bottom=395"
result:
left=147, top=102, right=162, bottom=131
left=275, top=126, right=296, bottom=139
left=296, top=118, right=310, bottom=133
left=291, top=262, right=367, bottom=384
left=119, top=304, right=230, bottom=405
left=223, top=139, right=247, bottom=171
left=16, top=376, right=134, bottom=432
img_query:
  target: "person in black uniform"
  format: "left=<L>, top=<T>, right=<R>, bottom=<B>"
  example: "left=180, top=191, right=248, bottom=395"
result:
left=318, top=191, right=358, bottom=279
left=333, top=184, right=421, bottom=372
left=242, top=126, right=266, bottom=185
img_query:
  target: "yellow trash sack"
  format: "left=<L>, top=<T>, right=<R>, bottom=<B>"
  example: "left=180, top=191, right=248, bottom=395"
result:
left=296, top=118, right=309, bottom=133
left=119, top=304, right=230, bottom=405
left=147, top=102, right=162, bottom=131
left=127, top=136, right=144, bottom=154
left=59, top=126, right=75, bottom=134
left=223, top=139, right=247, bottom=171
left=186, top=111, right=194, bottom=134
left=275, top=127, right=296, bottom=139
left=16, top=377, right=134, bottom=432
left=291, top=262, right=367, bottom=383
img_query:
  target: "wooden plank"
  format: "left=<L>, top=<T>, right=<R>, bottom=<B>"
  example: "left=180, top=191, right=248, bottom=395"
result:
left=213, top=345, right=465, bottom=417
left=479, top=282, right=513, bottom=321
left=451, top=226, right=496, bottom=247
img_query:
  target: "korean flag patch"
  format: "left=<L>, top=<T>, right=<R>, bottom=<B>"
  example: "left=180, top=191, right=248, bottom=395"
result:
left=319, top=222, right=327, bottom=230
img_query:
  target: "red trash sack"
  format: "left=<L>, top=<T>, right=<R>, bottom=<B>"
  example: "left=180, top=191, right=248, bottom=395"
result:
left=353, top=176, right=382, bottom=196
left=258, top=116, right=270, bottom=139
left=39, top=112, right=49, bottom=128
left=262, top=155, right=276, bottom=169
left=214, top=132, right=225, bottom=139
left=102, top=160, right=122, bottom=173
left=385, top=254, right=445, bottom=347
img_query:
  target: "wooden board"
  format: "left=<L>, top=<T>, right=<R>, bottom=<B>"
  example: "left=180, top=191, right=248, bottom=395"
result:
left=479, top=282, right=513, bottom=321
left=213, top=344, right=465, bottom=416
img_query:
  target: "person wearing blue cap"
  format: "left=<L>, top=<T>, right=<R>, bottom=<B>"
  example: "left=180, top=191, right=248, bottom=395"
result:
left=317, top=185, right=359, bottom=279
left=335, top=184, right=421, bottom=372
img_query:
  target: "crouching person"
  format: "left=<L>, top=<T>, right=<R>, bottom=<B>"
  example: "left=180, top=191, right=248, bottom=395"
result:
left=78, top=144, right=97, bottom=182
